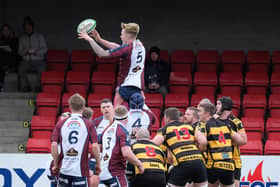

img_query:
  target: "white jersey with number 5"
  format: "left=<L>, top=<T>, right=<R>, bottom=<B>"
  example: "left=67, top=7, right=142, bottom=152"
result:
left=122, top=40, right=145, bottom=88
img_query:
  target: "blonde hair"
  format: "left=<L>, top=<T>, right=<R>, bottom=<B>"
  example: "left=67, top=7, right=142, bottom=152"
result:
left=68, top=93, right=85, bottom=112
left=121, top=22, right=139, bottom=37
left=114, top=105, right=128, bottom=120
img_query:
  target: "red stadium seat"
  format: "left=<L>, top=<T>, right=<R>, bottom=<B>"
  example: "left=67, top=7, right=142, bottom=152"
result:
left=266, top=118, right=280, bottom=140
left=246, top=131, right=263, bottom=141
left=95, top=56, right=119, bottom=72
left=61, top=93, right=87, bottom=112
left=36, top=93, right=60, bottom=116
left=150, top=107, right=161, bottom=130
left=144, top=94, right=163, bottom=109
left=240, top=140, right=263, bottom=155
left=165, top=94, right=189, bottom=109
left=91, top=72, right=116, bottom=93
left=190, top=94, right=215, bottom=107
left=264, top=140, right=280, bottom=155
left=193, top=72, right=217, bottom=94
left=146, top=49, right=169, bottom=63
left=245, top=72, right=268, bottom=94
left=246, top=50, right=270, bottom=73
left=170, top=50, right=194, bottom=72
left=66, top=71, right=90, bottom=94
left=88, top=93, right=112, bottom=108
left=219, top=73, right=243, bottom=95
left=242, top=94, right=267, bottom=118
left=272, top=51, right=280, bottom=72
left=196, top=50, right=219, bottom=72
left=71, top=50, right=95, bottom=63
left=241, top=117, right=264, bottom=133
left=169, top=72, right=192, bottom=94
left=41, top=71, right=65, bottom=93
left=268, top=94, right=280, bottom=117
left=70, top=50, right=95, bottom=71
left=46, top=49, right=69, bottom=71
left=26, top=138, right=51, bottom=153
left=31, top=116, right=56, bottom=139
left=270, top=73, right=280, bottom=94
left=221, top=50, right=245, bottom=72
left=36, top=93, right=61, bottom=106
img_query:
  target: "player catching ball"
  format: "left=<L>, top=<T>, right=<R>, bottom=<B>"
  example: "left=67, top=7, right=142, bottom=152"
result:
left=78, top=21, right=146, bottom=108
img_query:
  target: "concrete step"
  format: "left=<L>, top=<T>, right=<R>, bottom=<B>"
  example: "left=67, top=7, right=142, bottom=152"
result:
left=0, top=92, right=37, bottom=99
left=0, top=108, right=34, bottom=121
left=0, top=143, right=27, bottom=153
left=3, top=73, right=41, bottom=92
left=0, top=136, right=28, bottom=144
left=0, top=121, right=30, bottom=137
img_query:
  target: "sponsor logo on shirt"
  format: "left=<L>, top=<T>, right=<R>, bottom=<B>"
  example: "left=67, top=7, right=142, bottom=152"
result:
left=108, top=128, right=115, bottom=135
left=66, top=148, right=78, bottom=156
left=67, top=121, right=81, bottom=129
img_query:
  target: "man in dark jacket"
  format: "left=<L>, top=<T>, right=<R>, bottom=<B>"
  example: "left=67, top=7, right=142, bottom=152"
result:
left=144, top=46, right=170, bottom=99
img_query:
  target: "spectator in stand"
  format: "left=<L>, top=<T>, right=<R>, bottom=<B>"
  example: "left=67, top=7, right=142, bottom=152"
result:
left=144, top=46, right=170, bottom=99
left=18, top=16, right=47, bottom=92
left=0, top=24, right=20, bottom=90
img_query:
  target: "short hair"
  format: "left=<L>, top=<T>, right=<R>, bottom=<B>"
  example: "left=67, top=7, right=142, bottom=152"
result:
left=68, top=93, right=85, bottom=112
left=136, top=127, right=150, bottom=139
left=164, top=107, right=180, bottom=121
left=187, top=107, right=199, bottom=119
left=82, top=107, right=93, bottom=120
left=100, top=98, right=112, bottom=105
left=114, top=105, right=128, bottom=120
left=121, top=22, right=139, bottom=37
left=199, top=98, right=212, bottom=105
left=199, top=103, right=216, bottom=116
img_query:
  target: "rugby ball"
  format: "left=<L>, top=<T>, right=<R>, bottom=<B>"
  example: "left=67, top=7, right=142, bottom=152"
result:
left=77, top=18, right=96, bottom=34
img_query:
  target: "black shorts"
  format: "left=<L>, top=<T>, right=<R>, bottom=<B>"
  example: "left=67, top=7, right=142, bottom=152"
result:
left=58, top=173, right=88, bottom=187
left=234, top=168, right=241, bottom=180
left=168, top=160, right=207, bottom=186
left=207, top=168, right=234, bottom=185
left=131, top=171, right=166, bottom=187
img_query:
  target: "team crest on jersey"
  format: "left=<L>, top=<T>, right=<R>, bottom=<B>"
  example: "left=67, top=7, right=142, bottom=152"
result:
left=66, top=148, right=78, bottom=156
left=222, top=153, right=230, bottom=159
left=132, top=66, right=141, bottom=73
left=108, top=128, right=115, bottom=135
left=67, top=121, right=81, bottom=129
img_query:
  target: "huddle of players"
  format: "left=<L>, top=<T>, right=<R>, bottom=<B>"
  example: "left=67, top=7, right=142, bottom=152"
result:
left=149, top=97, right=247, bottom=187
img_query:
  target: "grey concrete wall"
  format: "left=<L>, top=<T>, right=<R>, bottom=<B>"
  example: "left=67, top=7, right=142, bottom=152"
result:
left=3, top=0, right=280, bottom=53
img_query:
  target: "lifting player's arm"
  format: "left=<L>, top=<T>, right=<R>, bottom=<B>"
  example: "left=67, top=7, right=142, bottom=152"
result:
left=78, top=32, right=110, bottom=57
left=90, top=30, right=120, bottom=49
left=121, top=146, right=144, bottom=174
left=152, top=128, right=165, bottom=145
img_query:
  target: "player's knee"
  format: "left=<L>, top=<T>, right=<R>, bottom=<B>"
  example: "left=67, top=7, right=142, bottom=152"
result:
left=90, top=175, right=99, bottom=187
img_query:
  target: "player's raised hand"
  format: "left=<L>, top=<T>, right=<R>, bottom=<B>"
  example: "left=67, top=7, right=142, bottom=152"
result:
left=78, top=32, right=93, bottom=42
left=90, top=30, right=101, bottom=42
